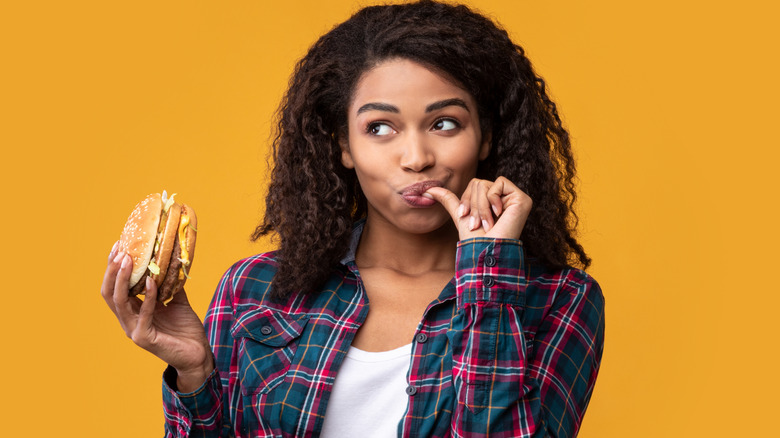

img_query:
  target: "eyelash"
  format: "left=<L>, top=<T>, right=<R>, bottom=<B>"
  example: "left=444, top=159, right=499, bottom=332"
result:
left=365, top=121, right=394, bottom=136
left=432, top=117, right=460, bottom=131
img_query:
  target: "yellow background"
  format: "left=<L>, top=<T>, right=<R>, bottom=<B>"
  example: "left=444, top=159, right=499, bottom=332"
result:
left=1, top=0, right=777, bottom=436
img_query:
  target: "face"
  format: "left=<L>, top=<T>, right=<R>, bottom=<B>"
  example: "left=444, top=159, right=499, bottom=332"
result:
left=341, top=58, right=490, bottom=235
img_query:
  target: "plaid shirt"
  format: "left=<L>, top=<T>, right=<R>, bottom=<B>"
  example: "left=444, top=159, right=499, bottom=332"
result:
left=162, top=225, right=605, bottom=437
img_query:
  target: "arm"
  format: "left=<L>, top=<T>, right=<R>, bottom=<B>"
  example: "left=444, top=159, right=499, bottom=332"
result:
left=161, top=264, right=241, bottom=438
left=101, top=244, right=229, bottom=437
left=449, top=237, right=604, bottom=437
left=526, top=268, right=604, bottom=437
left=427, top=178, right=604, bottom=437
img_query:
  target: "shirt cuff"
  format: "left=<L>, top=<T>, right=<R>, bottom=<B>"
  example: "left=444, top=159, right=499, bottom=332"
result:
left=162, top=366, right=222, bottom=433
left=455, top=237, right=526, bottom=307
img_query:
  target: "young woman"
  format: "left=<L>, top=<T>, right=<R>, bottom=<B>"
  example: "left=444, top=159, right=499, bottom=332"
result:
left=102, top=1, right=604, bottom=437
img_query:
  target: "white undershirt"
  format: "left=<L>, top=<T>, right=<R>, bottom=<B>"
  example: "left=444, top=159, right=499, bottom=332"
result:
left=320, top=343, right=413, bottom=437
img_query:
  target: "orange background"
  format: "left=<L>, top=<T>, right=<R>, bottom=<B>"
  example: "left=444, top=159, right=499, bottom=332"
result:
left=1, top=0, right=778, bottom=436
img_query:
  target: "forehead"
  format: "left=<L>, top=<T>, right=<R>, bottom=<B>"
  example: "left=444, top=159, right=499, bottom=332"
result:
left=349, top=58, right=476, bottom=111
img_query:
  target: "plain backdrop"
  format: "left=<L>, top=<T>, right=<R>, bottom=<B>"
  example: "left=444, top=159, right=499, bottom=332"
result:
left=1, top=0, right=777, bottom=436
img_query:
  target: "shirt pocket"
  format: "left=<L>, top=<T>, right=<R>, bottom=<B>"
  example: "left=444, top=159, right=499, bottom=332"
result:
left=230, top=307, right=310, bottom=397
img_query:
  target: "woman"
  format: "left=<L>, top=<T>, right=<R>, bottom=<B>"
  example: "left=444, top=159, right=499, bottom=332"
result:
left=102, top=1, right=604, bottom=437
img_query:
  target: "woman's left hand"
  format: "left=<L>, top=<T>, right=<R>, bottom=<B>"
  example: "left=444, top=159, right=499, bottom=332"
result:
left=425, top=176, right=532, bottom=241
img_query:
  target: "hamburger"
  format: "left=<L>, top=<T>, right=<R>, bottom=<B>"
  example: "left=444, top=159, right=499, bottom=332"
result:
left=118, top=191, right=197, bottom=304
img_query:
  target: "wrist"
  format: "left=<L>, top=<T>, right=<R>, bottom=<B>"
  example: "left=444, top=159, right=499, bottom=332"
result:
left=175, top=356, right=214, bottom=393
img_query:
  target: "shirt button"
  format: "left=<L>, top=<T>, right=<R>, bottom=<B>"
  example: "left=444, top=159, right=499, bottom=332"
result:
left=484, top=255, right=497, bottom=267
left=415, top=333, right=428, bottom=343
left=405, top=385, right=418, bottom=396
left=483, top=276, right=495, bottom=287
left=260, top=325, right=273, bottom=335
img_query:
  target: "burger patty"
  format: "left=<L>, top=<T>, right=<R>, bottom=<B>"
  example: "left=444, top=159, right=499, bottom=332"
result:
left=158, top=234, right=183, bottom=302
left=129, top=273, right=147, bottom=296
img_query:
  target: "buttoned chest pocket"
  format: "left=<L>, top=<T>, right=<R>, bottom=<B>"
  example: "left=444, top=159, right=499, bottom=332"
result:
left=231, top=307, right=309, bottom=396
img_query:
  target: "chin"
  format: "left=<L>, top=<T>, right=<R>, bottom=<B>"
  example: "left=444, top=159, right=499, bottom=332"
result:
left=365, top=199, right=455, bottom=237
left=397, top=211, right=455, bottom=236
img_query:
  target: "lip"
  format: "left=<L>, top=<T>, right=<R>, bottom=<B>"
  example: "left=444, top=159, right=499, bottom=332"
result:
left=400, top=180, right=442, bottom=208
left=401, top=180, right=443, bottom=197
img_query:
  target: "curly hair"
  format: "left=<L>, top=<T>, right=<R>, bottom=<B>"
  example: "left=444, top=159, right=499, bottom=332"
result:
left=252, top=0, right=591, bottom=298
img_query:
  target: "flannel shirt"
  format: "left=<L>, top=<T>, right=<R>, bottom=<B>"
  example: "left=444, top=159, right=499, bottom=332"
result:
left=162, top=224, right=605, bottom=437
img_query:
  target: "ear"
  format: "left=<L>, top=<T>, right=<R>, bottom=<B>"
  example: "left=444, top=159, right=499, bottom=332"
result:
left=339, top=136, right=355, bottom=169
left=478, top=131, right=492, bottom=161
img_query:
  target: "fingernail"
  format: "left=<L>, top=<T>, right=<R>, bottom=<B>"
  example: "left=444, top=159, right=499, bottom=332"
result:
left=110, top=241, right=119, bottom=257
left=113, top=251, right=124, bottom=264
left=469, top=216, right=478, bottom=230
left=457, top=205, right=466, bottom=217
left=482, top=219, right=490, bottom=231
left=146, top=276, right=152, bottom=290
left=120, top=254, right=131, bottom=269
left=422, top=193, right=433, bottom=199
left=492, top=205, right=499, bottom=216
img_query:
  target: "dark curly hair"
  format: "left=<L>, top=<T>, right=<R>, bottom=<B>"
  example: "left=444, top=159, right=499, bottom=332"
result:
left=252, top=0, right=591, bottom=298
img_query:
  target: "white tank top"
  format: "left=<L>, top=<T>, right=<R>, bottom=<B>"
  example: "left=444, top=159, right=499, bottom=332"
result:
left=320, top=343, right=413, bottom=437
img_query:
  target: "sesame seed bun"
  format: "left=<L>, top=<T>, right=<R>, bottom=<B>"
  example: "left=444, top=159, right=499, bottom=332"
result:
left=118, top=193, right=162, bottom=290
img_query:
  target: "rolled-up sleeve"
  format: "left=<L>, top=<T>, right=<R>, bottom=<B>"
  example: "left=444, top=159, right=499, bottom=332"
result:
left=449, top=238, right=604, bottom=438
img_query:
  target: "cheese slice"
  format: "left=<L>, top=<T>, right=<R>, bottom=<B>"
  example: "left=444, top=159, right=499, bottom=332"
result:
left=177, top=214, right=191, bottom=280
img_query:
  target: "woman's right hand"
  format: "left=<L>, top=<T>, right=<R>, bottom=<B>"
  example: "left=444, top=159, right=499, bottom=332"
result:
left=101, top=241, right=214, bottom=392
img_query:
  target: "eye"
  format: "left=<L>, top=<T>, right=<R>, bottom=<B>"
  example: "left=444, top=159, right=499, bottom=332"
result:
left=432, top=118, right=459, bottom=131
left=367, top=122, right=395, bottom=136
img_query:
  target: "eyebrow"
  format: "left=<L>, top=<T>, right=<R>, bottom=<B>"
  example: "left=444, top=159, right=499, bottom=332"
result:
left=425, top=98, right=469, bottom=113
left=356, top=102, right=399, bottom=115
left=355, top=98, right=470, bottom=115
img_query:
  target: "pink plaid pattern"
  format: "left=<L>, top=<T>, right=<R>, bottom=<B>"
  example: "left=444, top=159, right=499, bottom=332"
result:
left=162, top=229, right=604, bottom=437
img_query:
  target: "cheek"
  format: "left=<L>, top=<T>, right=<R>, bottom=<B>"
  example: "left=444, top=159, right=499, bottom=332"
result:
left=350, top=154, right=383, bottom=181
left=349, top=156, right=387, bottom=198
left=450, top=147, right=481, bottom=173
left=444, top=150, right=482, bottom=195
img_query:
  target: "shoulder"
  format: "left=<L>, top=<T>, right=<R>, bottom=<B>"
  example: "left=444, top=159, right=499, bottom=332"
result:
left=218, top=251, right=357, bottom=312
left=223, top=251, right=280, bottom=284
left=224, top=251, right=280, bottom=278
left=528, top=260, right=602, bottom=296
left=217, top=251, right=281, bottom=306
left=557, top=268, right=603, bottom=304
left=526, top=261, right=605, bottom=318
left=523, top=263, right=605, bottom=357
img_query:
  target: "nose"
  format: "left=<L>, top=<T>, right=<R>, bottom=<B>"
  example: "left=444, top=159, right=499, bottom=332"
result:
left=399, top=133, right=435, bottom=172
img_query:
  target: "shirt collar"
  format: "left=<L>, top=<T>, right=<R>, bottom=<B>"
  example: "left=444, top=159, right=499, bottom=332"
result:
left=339, top=219, right=365, bottom=266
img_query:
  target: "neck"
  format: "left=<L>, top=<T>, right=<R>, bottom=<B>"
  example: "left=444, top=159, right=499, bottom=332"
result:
left=355, top=216, right=458, bottom=275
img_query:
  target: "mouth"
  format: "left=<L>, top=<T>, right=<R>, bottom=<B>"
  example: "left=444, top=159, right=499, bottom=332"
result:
left=401, top=180, right=443, bottom=197
left=400, top=180, right=442, bottom=207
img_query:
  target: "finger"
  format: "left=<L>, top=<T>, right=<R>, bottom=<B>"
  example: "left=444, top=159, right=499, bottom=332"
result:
left=101, top=248, right=126, bottom=315
left=113, top=253, right=140, bottom=335
left=136, top=276, right=158, bottom=341
left=491, top=176, right=526, bottom=211
left=165, top=287, right=190, bottom=307
left=469, top=179, right=494, bottom=231
left=456, top=184, right=471, bottom=219
left=486, top=179, right=510, bottom=218
left=107, top=241, right=119, bottom=265
left=424, top=187, right=464, bottom=221
left=171, top=287, right=192, bottom=306
left=484, top=177, right=533, bottom=240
